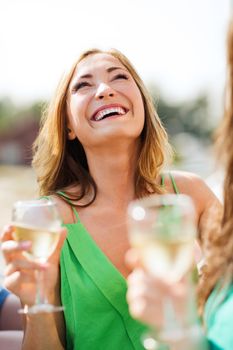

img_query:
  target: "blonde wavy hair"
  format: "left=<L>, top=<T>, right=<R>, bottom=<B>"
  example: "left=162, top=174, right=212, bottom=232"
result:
left=32, top=48, right=173, bottom=205
left=198, top=19, right=233, bottom=314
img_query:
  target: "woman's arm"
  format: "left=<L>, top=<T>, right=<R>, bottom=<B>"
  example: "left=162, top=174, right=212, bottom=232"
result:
left=166, top=171, right=223, bottom=242
left=22, top=270, right=66, bottom=350
left=23, top=313, right=65, bottom=350
left=1, top=225, right=66, bottom=350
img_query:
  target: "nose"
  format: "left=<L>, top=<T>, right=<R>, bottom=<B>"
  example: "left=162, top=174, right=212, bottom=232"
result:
left=95, top=83, right=115, bottom=100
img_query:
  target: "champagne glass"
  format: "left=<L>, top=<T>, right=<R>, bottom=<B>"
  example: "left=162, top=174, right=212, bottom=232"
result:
left=11, top=198, right=64, bottom=314
left=0, top=243, right=6, bottom=292
left=127, top=194, right=199, bottom=350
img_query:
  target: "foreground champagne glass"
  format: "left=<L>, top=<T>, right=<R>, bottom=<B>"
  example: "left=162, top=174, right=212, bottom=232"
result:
left=127, top=194, right=206, bottom=350
left=12, top=198, right=64, bottom=314
left=0, top=243, right=5, bottom=290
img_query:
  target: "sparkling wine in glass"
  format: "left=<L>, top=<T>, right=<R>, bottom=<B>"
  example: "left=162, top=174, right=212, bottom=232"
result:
left=12, top=198, right=64, bottom=314
left=127, top=194, right=207, bottom=350
left=128, top=195, right=196, bottom=284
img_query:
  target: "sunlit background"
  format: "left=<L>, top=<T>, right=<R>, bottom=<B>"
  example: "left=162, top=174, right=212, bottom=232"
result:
left=0, top=0, right=231, bottom=228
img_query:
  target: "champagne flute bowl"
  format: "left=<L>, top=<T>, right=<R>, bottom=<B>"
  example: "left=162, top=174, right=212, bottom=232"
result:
left=11, top=198, right=63, bottom=314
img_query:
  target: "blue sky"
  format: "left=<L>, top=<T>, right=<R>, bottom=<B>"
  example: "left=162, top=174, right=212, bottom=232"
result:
left=0, top=0, right=231, bottom=116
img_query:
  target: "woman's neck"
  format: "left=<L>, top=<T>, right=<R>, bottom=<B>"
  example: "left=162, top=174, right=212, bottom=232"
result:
left=85, top=140, right=139, bottom=207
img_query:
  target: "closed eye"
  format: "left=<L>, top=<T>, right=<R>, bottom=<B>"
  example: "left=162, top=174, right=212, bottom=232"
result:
left=72, top=81, right=91, bottom=93
left=112, top=73, right=129, bottom=81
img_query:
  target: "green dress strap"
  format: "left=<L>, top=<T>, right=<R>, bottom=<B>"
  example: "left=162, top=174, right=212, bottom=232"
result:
left=161, top=174, right=165, bottom=187
left=161, top=172, right=180, bottom=194
left=169, top=172, right=180, bottom=194
left=56, top=191, right=79, bottom=222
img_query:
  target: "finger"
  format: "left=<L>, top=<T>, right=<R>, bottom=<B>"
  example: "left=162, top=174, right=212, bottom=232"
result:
left=127, top=285, right=163, bottom=328
left=5, top=259, right=48, bottom=276
left=1, top=240, right=32, bottom=263
left=127, top=282, right=148, bottom=303
left=1, top=225, right=14, bottom=242
left=128, top=269, right=176, bottom=297
left=127, top=268, right=162, bottom=288
left=127, top=275, right=160, bottom=303
left=127, top=268, right=145, bottom=284
left=125, top=248, right=141, bottom=269
left=128, top=296, right=148, bottom=319
left=4, top=270, right=36, bottom=294
left=2, top=240, right=31, bottom=253
left=127, top=269, right=151, bottom=300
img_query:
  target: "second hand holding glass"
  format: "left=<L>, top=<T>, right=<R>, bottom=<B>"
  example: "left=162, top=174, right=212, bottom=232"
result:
left=12, top=198, right=64, bottom=314
left=127, top=194, right=207, bottom=350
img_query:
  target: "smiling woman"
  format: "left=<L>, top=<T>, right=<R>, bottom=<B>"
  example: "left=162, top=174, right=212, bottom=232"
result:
left=33, top=49, right=172, bottom=205
left=65, top=52, right=146, bottom=154
left=1, top=48, right=221, bottom=350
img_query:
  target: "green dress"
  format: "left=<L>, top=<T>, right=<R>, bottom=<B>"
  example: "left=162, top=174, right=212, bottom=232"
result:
left=204, top=282, right=233, bottom=350
left=60, top=207, right=148, bottom=350
left=59, top=173, right=179, bottom=349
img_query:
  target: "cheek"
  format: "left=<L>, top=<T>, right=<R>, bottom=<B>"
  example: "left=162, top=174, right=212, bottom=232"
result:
left=66, top=102, right=92, bottom=145
left=134, top=92, right=145, bottom=125
left=68, top=97, right=87, bottom=128
left=127, top=85, right=145, bottom=117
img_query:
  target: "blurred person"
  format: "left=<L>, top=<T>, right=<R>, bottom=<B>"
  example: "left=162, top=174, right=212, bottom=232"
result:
left=127, top=18, right=233, bottom=350
left=0, top=287, right=10, bottom=309
left=0, top=288, right=22, bottom=329
left=1, top=48, right=220, bottom=350
left=0, top=288, right=23, bottom=350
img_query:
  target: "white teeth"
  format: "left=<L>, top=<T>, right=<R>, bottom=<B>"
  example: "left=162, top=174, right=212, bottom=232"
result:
left=95, top=107, right=125, bottom=121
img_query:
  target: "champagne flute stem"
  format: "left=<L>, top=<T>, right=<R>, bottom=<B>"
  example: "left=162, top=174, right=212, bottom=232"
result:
left=163, top=296, right=177, bottom=330
left=35, top=269, right=48, bottom=305
left=161, top=295, right=184, bottom=346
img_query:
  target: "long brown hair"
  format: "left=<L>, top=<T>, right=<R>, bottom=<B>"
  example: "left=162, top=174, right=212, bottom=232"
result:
left=198, top=19, right=233, bottom=314
left=32, top=48, right=173, bottom=205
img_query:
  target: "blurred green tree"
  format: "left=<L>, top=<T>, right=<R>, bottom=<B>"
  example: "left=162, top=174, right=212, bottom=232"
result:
left=0, top=99, right=44, bottom=132
left=149, top=87, right=213, bottom=141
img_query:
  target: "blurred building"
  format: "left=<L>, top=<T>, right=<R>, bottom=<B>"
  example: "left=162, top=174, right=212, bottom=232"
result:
left=0, top=119, right=39, bottom=165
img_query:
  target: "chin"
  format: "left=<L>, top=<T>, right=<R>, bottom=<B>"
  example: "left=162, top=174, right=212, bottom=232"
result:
left=104, top=126, right=141, bottom=138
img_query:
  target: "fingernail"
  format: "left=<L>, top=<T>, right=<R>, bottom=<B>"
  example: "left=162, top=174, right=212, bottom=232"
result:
left=40, top=262, right=49, bottom=269
left=19, top=241, right=31, bottom=248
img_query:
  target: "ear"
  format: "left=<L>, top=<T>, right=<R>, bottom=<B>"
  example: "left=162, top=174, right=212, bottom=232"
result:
left=67, top=126, right=76, bottom=140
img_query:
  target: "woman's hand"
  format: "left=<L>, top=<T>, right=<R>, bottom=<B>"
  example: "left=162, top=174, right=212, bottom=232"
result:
left=1, top=225, right=67, bottom=306
left=126, top=249, right=189, bottom=329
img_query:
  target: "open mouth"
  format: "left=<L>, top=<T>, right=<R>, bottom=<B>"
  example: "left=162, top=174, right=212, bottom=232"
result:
left=92, top=106, right=128, bottom=122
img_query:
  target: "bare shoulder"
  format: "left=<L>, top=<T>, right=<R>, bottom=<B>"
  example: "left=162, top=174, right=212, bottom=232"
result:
left=50, top=192, right=75, bottom=225
left=165, top=169, right=221, bottom=213
left=166, top=170, right=222, bottom=238
left=167, top=170, right=211, bottom=195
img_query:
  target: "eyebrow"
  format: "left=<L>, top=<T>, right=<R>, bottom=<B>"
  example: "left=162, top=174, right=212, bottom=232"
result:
left=78, top=66, right=124, bottom=80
